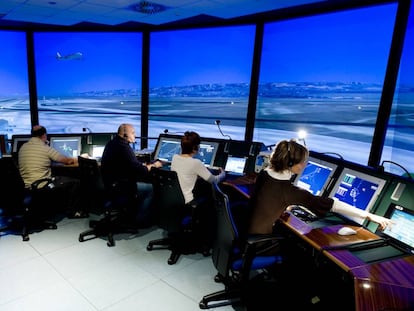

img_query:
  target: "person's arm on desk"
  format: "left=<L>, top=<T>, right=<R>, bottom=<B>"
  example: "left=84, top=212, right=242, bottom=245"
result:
left=56, top=154, right=77, bottom=166
left=145, top=159, right=163, bottom=171
left=331, top=198, right=393, bottom=230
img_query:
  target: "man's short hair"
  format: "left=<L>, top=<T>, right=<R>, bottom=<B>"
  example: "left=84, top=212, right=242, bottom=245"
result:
left=31, top=126, right=47, bottom=137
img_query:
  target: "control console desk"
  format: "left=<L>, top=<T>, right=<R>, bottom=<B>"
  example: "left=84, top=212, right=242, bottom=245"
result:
left=279, top=212, right=414, bottom=311
left=223, top=174, right=414, bottom=311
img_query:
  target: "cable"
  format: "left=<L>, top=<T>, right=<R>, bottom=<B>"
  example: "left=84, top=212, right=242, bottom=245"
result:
left=379, top=160, right=413, bottom=180
left=318, top=152, right=344, bottom=160
left=215, top=120, right=232, bottom=140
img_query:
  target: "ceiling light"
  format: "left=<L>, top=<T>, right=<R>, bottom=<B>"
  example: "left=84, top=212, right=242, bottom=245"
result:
left=131, top=1, right=169, bottom=15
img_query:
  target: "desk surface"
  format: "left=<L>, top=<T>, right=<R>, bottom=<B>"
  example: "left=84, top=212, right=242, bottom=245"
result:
left=283, top=212, right=414, bottom=310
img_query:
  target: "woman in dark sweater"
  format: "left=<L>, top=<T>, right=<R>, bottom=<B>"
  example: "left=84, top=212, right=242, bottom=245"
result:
left=248, top=139, right=392, bottom=235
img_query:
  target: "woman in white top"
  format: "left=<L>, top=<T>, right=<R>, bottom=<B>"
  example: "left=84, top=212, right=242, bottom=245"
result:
left=171, top=131, right=226, bottom=204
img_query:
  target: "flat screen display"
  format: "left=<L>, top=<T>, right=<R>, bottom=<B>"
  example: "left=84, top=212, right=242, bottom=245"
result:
left=382, top=203, right=414, bottom=253
left=49, top=136, right=82, bottom=158
left=153, top=136, right=182, bottom=163
left=293, top=156, right=338, bottom=196
left=12, top=137, right=31, bottom=153
left=91, top=145, right=105, bottom=159
left=328, top=167, right=388, bottom=225
left=225, top=156, right=247, bottom=175
left=194, top=141, right=219, bottom=168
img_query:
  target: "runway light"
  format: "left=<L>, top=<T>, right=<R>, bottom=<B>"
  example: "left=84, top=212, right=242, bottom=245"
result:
left=297, top=129, right=307, bottom=146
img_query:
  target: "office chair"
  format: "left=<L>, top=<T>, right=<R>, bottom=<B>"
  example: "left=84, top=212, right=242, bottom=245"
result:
left=0, top=157, right=57, bottom=241
left=146, top=169, right=211, bottom=265
left=199, top=182, right=284, bottom=309
left=78, top=157, right=139, bottom=247
left=77, top=156, right=105, bottom=214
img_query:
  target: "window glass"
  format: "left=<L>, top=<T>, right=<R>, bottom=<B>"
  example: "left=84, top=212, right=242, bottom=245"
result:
left=0, top=31, right=30, bottom=143
left=382, top=3, right=414, bottom=176
left=149, top=25, right=255, bottom=148
left=34, top=32, right=142, bottom=135
left=255, top=3, right=397, bottom=164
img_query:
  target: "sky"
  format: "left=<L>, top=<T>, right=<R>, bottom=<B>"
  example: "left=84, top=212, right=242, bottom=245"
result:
left=0, top=31, right=28, bottom=96
left=259, top=3, right=398, bottom=84
left=0, top=2, right=413, bottom=97
left=34, top=32, right=142, bottom=96
left=149, top=25, right=256, bottom=87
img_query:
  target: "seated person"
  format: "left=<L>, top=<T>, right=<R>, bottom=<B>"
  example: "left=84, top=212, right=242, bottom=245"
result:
left=171, top=131, right=226, bottom=205
left=100, top=123, right=163, bottom=227
left=171, top=131, right=226, bottom=249
left=248, top=139, right=393, bottom=235
left=18, top=125, right=87, bottom=218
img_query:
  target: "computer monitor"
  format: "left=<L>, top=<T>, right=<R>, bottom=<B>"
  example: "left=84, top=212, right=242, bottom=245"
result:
left=293, top=156, right=338, bottom=196
left=328, top=167, right=388, bottom=225
left=194, top=140, right=219, bottom=167
left=49, top=136, right=82, bottom=158
left=382, top=203, right=414, bottom=253
left=153, top=136, right=182, bottom=163
left=12, top=137, right=31, bottom=153
left=91, top=145, right=105, bottom=159
left=225, top=155, right=247, bottom=175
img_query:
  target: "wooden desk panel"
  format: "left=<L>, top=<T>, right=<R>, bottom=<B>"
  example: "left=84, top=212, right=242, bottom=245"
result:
left=281, top=212, right=414, bottom=310
left=352, top=257, right=414, bottom=311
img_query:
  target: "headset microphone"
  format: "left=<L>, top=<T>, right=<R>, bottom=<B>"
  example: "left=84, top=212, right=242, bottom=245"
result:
left=287, top=141, right=293, bottom=167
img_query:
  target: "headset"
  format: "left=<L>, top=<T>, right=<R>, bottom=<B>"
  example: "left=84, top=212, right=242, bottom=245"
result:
left=122, top=124, right=128, bottom=139
left=287, top=140, right=293, bottom=167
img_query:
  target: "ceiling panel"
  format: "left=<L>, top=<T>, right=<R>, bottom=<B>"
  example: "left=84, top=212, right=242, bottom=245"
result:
left=0, top=0, right=326, bottom=27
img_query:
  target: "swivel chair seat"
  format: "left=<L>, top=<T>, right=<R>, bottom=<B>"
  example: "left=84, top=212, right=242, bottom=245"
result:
left=146, top=168, right=212, bottom=265
left=0, top=157, right=57, bottom=241
left=77, top=156, right=139, bottom=247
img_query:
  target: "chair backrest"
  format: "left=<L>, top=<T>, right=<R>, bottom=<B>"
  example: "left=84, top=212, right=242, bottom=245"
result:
left=211, top=182, right=240, bottom=278
left=0, top=157, right=26, bottom=210
left=78, top=156, right=106, bottom=212
left=151, top=168, right=186, bottom=233
left=78, top=156, right=103, bottom=186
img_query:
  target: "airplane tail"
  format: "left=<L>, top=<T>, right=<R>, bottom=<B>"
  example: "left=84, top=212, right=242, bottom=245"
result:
left=56, top=52, right=62, bottom=59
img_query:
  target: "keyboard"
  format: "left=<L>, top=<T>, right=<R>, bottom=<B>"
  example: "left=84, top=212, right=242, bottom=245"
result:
left=321, top=238, right=387, bottom=251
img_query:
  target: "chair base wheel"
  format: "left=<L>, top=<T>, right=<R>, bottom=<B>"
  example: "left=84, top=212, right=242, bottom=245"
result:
left=168, top=252, right=180, bottom=265
left=199, top=301, right=207, bottom=309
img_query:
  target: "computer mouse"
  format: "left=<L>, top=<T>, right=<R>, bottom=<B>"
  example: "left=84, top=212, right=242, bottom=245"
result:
left=337, top=226, right=357, bottom=236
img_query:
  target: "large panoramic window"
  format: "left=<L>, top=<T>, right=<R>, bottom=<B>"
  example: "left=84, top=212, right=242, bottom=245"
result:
left=382, top=2, right=414, bottom=176
left=0, top=31, right=30, bottom=142
left=255, top=3, right=397, bottom=165
left=149, top=25, right=256, bottom=147
left=34, top=32, right=142, bottom=135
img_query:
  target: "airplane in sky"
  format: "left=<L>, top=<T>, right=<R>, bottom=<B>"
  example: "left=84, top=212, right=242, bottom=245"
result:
left=56, top=51, right=83, bottom=60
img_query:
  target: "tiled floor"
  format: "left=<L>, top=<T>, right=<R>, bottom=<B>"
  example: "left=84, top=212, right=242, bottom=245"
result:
left=0, top=216, right=235, bottom=311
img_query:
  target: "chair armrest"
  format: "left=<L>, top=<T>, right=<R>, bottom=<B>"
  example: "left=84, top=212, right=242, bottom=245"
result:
left=246, top=234, right=285, bottom=256
left=238, top=233, right=284, bottom=279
